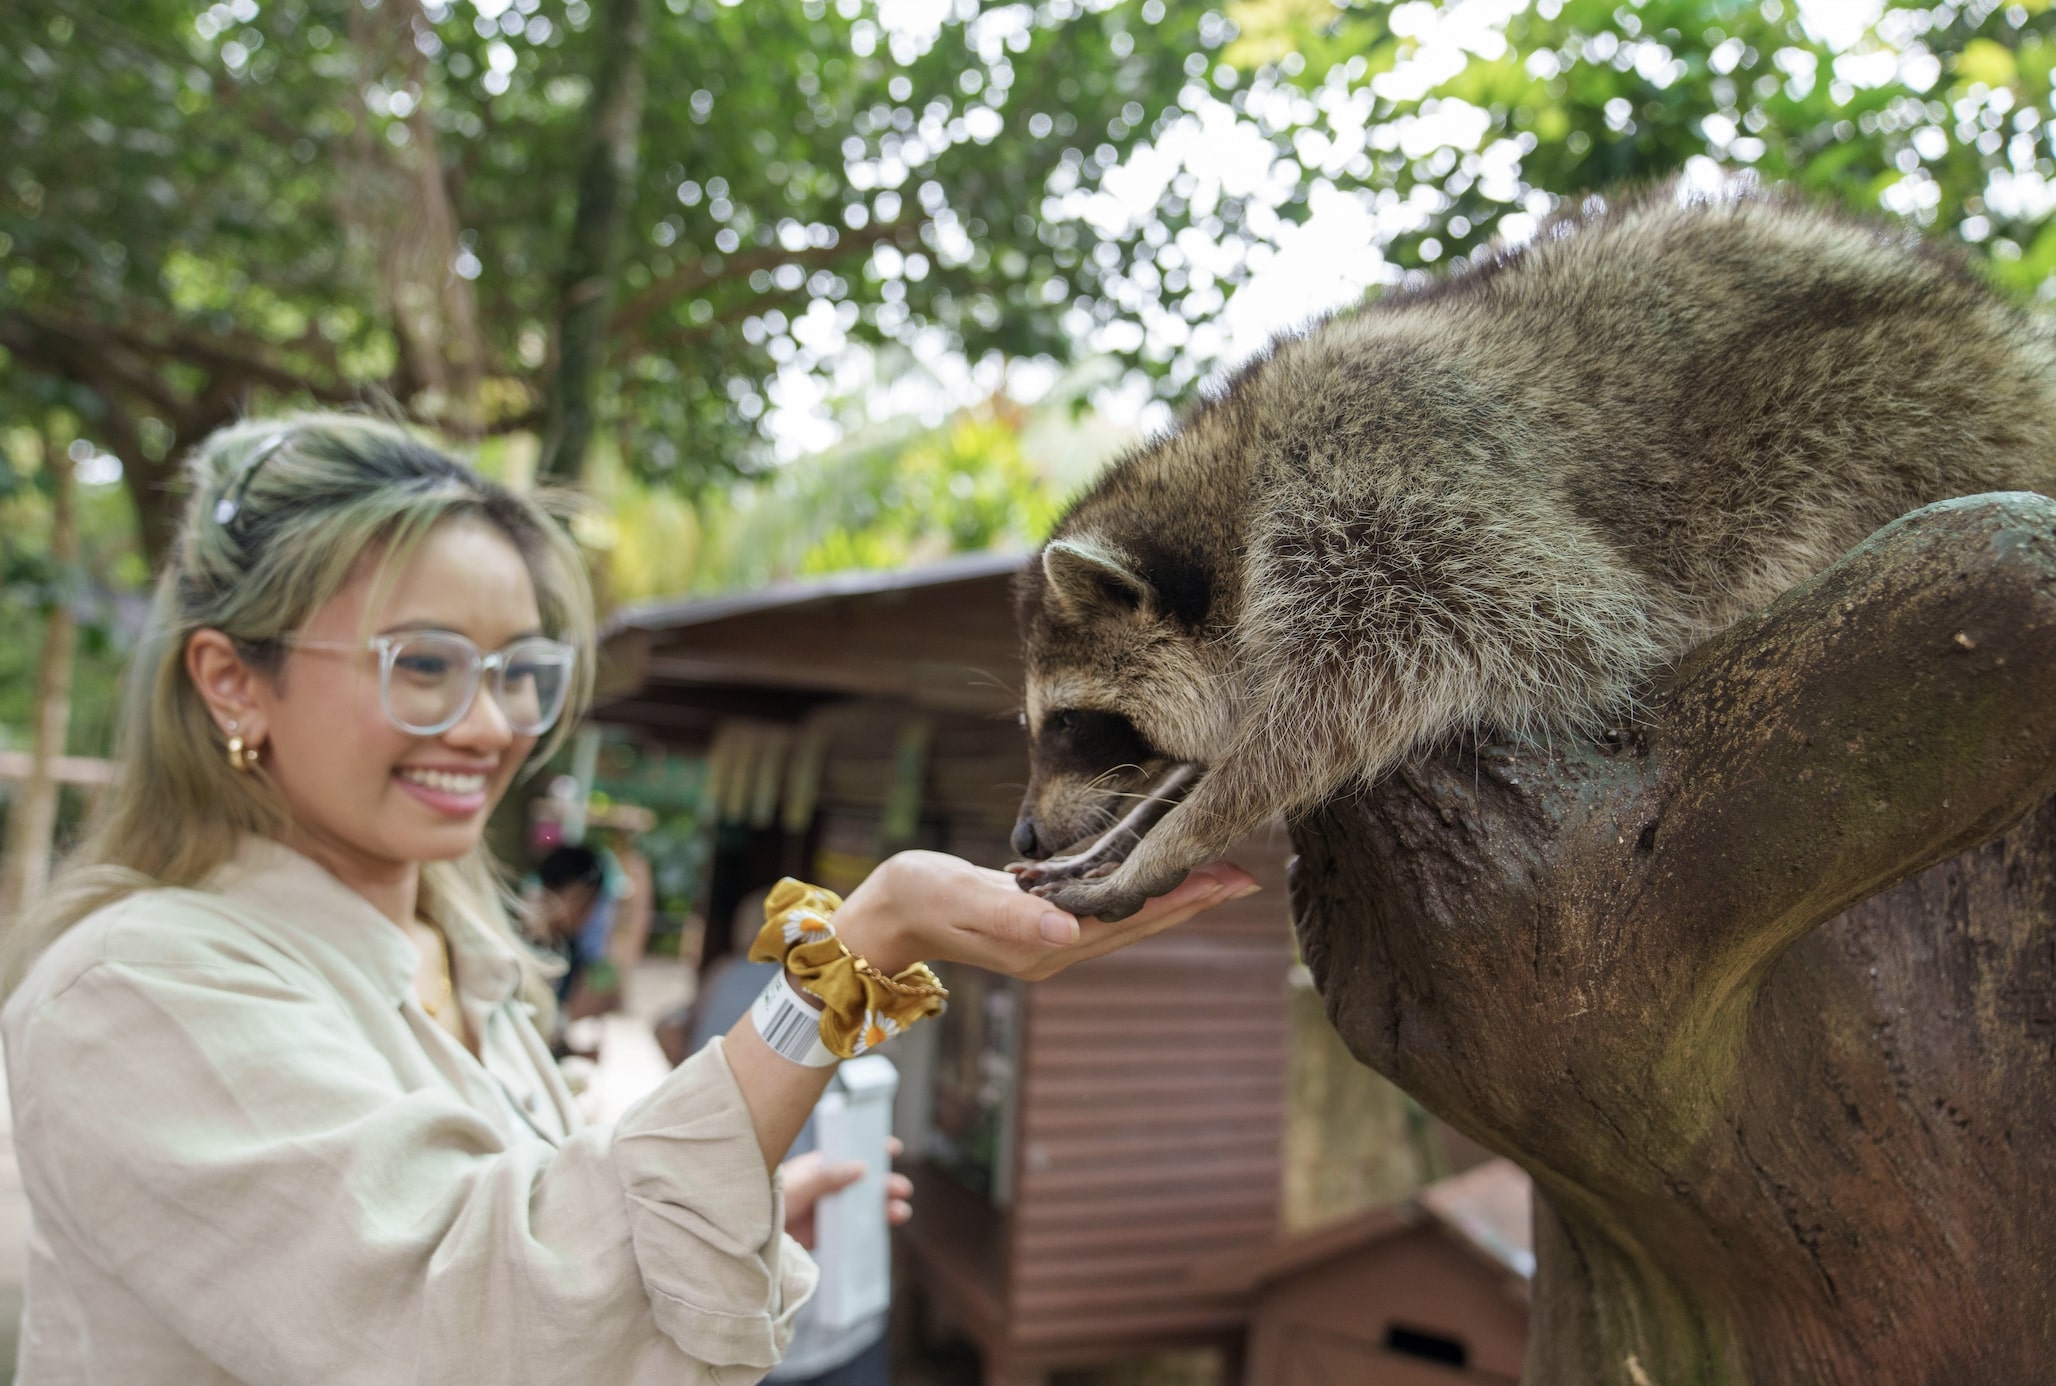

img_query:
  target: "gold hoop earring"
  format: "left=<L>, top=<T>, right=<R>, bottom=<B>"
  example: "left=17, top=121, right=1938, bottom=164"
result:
left=226, top=734, right=262, bottom=773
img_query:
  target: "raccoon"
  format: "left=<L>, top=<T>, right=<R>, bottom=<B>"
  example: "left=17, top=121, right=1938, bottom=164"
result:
left=1009, top=183, right=2056, bottom=921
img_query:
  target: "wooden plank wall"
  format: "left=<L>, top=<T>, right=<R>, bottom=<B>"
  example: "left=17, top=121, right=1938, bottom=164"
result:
left=1006, top=825, right=1294, bottom=1354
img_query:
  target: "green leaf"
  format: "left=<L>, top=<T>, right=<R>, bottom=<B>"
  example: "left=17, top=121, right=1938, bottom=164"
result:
left=1956, top=38, right=2018, bottom=89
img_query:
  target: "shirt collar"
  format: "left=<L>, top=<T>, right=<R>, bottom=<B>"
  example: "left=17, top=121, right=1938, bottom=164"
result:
left=438, top=892, right=524, bottom=1009
left=209, top=836, right=525, bottom=1010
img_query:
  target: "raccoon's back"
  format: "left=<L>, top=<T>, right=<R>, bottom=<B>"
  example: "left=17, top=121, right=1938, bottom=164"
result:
left=1255, top=187, right=2056, bottom=645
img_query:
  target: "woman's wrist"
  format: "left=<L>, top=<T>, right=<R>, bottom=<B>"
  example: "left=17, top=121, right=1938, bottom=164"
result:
left=749, top=874, right=948, bottom=1062
left=831, top=864, right=923, bottom=976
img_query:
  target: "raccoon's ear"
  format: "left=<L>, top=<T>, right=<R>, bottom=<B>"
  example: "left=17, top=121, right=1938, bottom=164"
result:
left=1042, top=538, right=1154, bottom=618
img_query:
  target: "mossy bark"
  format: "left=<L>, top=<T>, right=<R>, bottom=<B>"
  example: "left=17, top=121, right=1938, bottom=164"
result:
left=1289, top=494, right=2056, bottom=1384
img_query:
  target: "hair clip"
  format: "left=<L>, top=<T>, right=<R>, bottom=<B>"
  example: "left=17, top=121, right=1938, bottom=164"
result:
left=213, top=431, right=295, bottom=530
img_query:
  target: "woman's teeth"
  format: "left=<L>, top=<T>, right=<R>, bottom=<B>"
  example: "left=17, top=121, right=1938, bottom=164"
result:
left=398, top=768, right=487, bottom=795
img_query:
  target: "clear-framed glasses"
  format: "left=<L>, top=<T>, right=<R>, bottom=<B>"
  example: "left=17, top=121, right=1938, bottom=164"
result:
left=280, top=630, right=577, bottom=737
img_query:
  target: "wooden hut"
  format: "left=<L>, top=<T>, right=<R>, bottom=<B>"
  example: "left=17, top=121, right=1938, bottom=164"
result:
left=1190, top=1159, right=1533, bottom=1385
left=593, top=554, right=1295, bottom=1385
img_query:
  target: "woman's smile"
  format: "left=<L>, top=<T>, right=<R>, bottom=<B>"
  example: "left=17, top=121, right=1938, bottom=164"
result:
left=393, top=763, right=496, bottom=815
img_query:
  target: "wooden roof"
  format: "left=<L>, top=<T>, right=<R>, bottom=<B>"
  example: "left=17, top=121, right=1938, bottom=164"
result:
left=1187, top=1159, right=1534, bottom=1298
left=1417, top=1158, right=1536, bottom=1281
left=593, top=551, right=1030, bottom=742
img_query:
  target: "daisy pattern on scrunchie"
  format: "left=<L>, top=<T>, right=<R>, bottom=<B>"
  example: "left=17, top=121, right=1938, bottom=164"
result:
left=782, top=907, right=834, bottom=947
left=850, top=1010, right=900, bottom=1055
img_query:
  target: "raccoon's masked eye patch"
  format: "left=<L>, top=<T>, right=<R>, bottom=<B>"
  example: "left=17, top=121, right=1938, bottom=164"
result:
left=1039, top=708, right=1159, bottom=776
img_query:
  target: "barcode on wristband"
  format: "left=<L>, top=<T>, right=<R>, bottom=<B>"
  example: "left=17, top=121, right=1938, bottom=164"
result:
left=753, top=973, right=834, bottom=1065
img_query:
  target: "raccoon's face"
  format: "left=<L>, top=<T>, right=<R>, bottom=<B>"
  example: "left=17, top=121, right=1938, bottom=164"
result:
left=1012, top=537, right=1234, bottom=860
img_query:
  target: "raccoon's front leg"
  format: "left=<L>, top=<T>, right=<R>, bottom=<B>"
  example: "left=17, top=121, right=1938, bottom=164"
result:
left=1026, top=764, right=1277, bottom=921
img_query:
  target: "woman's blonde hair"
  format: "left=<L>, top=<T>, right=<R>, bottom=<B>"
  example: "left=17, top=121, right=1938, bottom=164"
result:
left=0, top=413, right=595, bottom=1004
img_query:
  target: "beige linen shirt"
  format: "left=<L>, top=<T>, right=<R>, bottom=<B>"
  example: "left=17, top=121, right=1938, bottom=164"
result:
left=1, top=837, right=815, bottom=1385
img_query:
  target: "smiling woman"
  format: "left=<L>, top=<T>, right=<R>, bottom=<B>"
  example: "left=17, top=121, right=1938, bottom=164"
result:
left=1, top=415, right=596, bottom=1009
left=0, top=412, right=1256, bottom=1386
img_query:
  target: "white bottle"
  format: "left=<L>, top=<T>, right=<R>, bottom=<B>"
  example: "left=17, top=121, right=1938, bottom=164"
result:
left=808, top=1054, right=900, bottom=1331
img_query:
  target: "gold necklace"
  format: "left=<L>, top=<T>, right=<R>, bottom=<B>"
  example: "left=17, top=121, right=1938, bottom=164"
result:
left=415, top=918, right=457, bottom=1022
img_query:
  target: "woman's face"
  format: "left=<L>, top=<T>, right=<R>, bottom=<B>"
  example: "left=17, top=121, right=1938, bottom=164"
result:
left=255, top=517, right=546, bottom=877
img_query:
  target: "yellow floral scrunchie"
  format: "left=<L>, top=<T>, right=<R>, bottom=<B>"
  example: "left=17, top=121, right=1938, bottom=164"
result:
left=749, top=878, right=948, bottom=1058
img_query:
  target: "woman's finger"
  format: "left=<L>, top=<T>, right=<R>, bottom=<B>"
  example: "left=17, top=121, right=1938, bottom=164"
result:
left=781, top=1151, right=823, bottom=1193
left=1022, top=863, right=1259, bottom=976
left=784, top=1155, right=866, bottom=1205
left=859, top=849, right=1256, bottom=980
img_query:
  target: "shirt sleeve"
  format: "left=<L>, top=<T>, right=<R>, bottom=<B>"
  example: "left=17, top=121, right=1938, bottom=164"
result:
left=10, top=953, right=816, bottom=1386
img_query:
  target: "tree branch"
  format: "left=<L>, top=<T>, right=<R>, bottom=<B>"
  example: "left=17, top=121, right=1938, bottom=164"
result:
left=605, top=215, right=927, bottom=349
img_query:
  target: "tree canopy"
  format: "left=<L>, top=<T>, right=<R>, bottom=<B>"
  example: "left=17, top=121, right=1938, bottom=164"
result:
left=3, top=0, right=2053, bottom=569
left=2, top=0, right=1217, bottom=560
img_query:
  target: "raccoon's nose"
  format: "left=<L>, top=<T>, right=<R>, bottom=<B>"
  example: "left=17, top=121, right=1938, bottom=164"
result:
left=1010, top=817, right=1043, bottom=858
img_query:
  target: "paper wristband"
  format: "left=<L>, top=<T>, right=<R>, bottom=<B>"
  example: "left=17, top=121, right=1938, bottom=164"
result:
left=751, top=970, right=840, bottom=1067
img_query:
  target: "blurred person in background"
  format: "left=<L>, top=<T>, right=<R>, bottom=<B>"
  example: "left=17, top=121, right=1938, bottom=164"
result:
left=532, top=843, right=621, bottom=1057
left=597, top=820, right=657, bottom=970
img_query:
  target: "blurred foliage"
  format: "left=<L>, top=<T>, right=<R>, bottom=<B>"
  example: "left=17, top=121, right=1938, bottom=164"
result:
left=1359, top=0, right=2056, bottom=283
left=1035, top=0, right=2056, bottom=401
left=17, top=0, right=2049, bottom=555
left=0, top=410, right=147, bottom=761
left=2, top=0, right=2053, bottom=594
left=797, top=407, right=1057, bottom=575
left=585, top=382, right=1077, bottom=606
left=0, top=0, right=1219, bottom=554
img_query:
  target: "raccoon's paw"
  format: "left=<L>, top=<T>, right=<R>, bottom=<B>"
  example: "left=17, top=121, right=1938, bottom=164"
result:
left=1026, top=861, right=1192, bottom=923
left=1030, top=876, right=1150, bottom=922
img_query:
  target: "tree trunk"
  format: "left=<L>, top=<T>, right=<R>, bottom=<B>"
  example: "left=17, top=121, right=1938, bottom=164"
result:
left=537, top=0, right=648, bottom=482
left=343, top=0, right=487, bottom=434
left=107, top=402, right=180, bottom=574
left=1288, top=493, right=2056, bottom=1385
left=1, top=423, right=79, bottom=917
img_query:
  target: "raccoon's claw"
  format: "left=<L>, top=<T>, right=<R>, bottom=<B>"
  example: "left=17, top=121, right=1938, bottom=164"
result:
left=1010, top=847, right=1136, bottom=908
left=1008, top=845, right=1119, bottom=888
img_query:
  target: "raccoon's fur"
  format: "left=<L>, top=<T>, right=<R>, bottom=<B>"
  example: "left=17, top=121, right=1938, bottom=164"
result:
left=1010, top=183, right=2056, bottom=921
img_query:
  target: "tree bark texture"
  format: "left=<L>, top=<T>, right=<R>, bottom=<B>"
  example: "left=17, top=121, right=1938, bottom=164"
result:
left=1, top=426, right=78, bottom=917
left=538, top=0, right=648, bottom=482
left=342, top=0, right=487, bottom=434
left=1287, top=493, right=2056, bottom=1385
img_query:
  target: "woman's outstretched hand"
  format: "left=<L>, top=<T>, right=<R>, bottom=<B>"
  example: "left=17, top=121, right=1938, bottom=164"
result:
left=831, top=850, right=1259, bottom=981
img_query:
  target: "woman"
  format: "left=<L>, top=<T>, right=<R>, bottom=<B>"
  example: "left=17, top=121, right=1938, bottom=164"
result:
left=0, top=415, right=1257, bottom=1385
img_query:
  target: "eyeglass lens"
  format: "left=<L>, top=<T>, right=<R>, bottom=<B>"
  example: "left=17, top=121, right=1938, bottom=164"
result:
left=385, top=633, right=573, bottom=735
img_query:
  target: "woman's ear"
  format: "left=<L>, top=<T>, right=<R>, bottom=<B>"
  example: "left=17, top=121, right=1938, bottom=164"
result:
left=184, top=629, right=268, bottom=744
